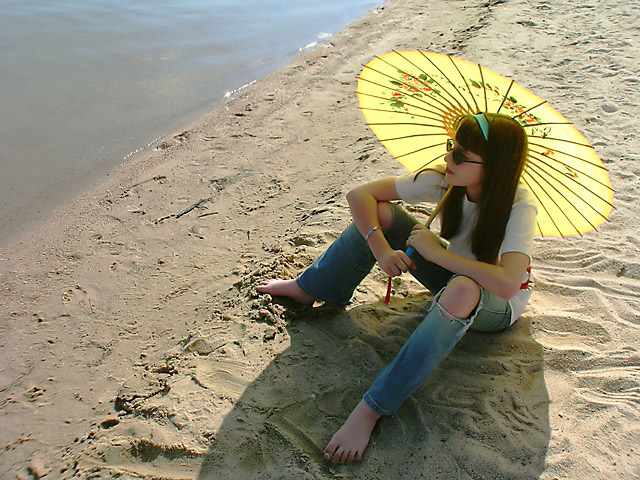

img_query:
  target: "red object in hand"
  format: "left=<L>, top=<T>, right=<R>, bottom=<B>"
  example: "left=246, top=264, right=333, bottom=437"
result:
left=385, top=277, right=392, bottom=304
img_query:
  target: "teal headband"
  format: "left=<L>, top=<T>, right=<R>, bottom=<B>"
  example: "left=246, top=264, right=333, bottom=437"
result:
left=473, top=113, right=490, bottom=141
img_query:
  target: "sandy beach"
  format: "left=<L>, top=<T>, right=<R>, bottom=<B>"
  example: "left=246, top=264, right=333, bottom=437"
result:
left=1, top=0, right=639, bottom=478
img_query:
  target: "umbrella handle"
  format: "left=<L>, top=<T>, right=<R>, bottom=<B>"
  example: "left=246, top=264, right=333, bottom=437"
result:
left=405, top=185, right=453, bottom=258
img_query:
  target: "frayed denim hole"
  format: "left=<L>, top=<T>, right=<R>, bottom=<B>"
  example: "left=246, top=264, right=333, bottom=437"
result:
left=427, top=280, right=483, bottom=332
left=467, top=287, right=485, bottom=325
left=434, top=302, right=474, bottom=328
left=427, top=286, right=445, bottom=314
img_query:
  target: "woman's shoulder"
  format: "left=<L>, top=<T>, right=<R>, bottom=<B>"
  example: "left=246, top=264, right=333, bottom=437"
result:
left=513, top=183, right=538, bottom=212
left=395, top=166, right=447, bottom=204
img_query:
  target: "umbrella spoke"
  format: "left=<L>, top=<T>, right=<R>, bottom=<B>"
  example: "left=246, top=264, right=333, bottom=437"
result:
left=512, top=100, right=548, bottom=120
left=359, top=106, right=443, bottom=124
left=391, top=50, right=468, bottom=113
left=362, top=63, right=454, bottom=114
left=409, top=50, right=477, bottom=113
left=522, top=121, right=572, bottom=128
left=420, top=52, right=477, bottom=112
left=394, top=141, right=448, bottom=160
left=478, top=64, right=488, bottom=112
left=496, top=79, right=515, bottom=115
left=528, top=150, right=615, bottom=200
left=358, top=79, right=453, bottom=119
left=448, top=55, right=481, bottom=113
left=413, top=152, right=448, bottom=173
left=528, top=141, right=607, bottom=170
left=528, top=136, right=597, bottom=148
left=357, top=89, right=445, bottom=118
left=520, top=176, right=566, bottom=237
left=364, top=122, right=448, bottom=129
left=527, top=159, right=611, bottom=221
left=525, top=162, right=607, bottom=226
left=523, top=171, right=584, bottom=236
left=378, top=132, right=449, bottom=142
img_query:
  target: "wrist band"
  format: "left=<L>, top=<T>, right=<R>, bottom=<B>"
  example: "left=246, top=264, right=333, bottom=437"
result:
left=365, top=226, right=381, bottom=242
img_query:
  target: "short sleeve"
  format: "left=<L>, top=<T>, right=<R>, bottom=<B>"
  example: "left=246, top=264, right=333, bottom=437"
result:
left=500, top=185, right=538, bottom=260
left=394, top=166, right=448, bottom=204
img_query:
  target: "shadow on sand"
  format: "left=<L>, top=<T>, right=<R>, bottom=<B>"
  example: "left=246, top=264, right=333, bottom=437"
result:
left=197, top=293, right=550, bottom=479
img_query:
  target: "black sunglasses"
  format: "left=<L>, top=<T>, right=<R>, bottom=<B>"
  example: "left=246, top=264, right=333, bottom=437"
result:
left=446, top=139, right=484, bottom=165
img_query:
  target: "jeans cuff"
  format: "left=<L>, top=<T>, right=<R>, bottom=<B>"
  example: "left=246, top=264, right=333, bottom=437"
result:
left=362, top=392, right=396, bottom=416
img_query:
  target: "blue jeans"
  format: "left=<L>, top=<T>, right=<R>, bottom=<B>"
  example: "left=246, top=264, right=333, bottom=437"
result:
left=297, top=204, right=512, bottom=415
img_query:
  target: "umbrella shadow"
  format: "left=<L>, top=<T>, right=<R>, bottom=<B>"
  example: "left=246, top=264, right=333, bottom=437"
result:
left=197, top=294, right=550, bottom=479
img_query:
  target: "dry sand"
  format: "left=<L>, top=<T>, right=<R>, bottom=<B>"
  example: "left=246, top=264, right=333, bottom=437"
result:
left=1, top=0, right=639, bottom=478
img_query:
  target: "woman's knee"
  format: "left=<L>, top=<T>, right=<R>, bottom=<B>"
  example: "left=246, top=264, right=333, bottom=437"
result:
left=377, top=202, right=394, bottom=230
left=438, top=276, right=481, bottom=319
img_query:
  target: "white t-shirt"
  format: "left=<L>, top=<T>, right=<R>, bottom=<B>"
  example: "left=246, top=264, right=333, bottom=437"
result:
left=395, top=167, right=537, bottom=324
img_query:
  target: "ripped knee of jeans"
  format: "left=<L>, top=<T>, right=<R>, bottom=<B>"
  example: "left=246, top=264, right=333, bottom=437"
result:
left=430, top=284, right=485, bottom=328
left=434, top=301, right=471, bottom=327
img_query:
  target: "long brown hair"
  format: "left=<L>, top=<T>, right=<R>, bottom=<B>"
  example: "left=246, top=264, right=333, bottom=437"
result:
left=439, top=113, right=528, bottom=264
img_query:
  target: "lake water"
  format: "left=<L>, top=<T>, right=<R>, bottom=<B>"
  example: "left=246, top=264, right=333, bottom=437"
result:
left=0, top=0, right=382, bottom=244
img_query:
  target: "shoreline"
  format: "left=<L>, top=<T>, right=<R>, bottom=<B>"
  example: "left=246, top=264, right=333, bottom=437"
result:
left=2, top=0, right=639, bottom=479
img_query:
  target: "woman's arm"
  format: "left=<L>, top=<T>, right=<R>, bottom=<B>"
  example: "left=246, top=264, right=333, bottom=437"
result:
left=346, top=178, right=416, bottom=277
left=407, top=225, right=529, bottom=300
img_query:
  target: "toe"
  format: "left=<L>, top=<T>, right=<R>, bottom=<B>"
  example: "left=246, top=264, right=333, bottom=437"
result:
left=324, top=442, right=338, bottom=462
left=345, top=450, right=357, bottom=464
left=333, top=447, right=347, bottom=464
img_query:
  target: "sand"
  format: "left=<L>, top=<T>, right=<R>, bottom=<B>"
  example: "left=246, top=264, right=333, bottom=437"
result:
left=1, top=0, right=639, bottom=478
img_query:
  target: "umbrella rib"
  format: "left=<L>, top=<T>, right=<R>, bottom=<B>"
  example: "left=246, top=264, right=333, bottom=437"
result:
left=496, top=79, right=515, bottom=115
left=528, top=136, right=596, bottom=148
left=530, top=148, right=613, bottom=188
left=413, top=152, right=448, bottom=173
left=361, top=64, right=452, bottom=114
left=529, top=163, right=613, bottom=221
left=528, top=141, right=607, bottom=169
left=409, top=50, right=474, bottom=112
left=520, top=176, right=565, bottom=237
left=357, top=89, right=445, bottom=118
left=357, top=76, right=449, bottom=116
left=522, top=121, right=572, bottom=128
left=478, top=64, right=488, bottom=112
left=448, top=55, right=481, bottom=113
left=366, top=122, right=447, bottom=128
left=525, top=164, right=598, bottom=233
left=391, top=50, right=467, bottom=113
left=417, top=51, right=474, bottom=111
left=528, top=150, right=614, bottom=203
left=368, top=125, right=449, bottom=134
left=512, top=100, right=547, bottom=120
left=378, top=132, right=449, bottom=142
left=395, top=141, right=448, bottom=160
left=359, top=106, right=443, bottom=123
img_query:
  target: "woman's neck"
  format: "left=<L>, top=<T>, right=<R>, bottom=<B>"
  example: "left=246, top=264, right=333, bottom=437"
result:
left=465, top=185, right=482, bottom=203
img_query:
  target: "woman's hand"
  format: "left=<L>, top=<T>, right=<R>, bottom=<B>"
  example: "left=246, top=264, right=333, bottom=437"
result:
left=407, top=224, right=444, bottom=262
left=377, top=250, right=416, bottom=277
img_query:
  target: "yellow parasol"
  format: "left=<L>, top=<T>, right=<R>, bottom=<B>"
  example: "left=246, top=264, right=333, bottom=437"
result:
left=357, top=51, right=614, bottom=238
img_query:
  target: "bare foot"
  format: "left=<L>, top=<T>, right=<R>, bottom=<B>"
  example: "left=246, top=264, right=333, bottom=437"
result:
left=256, top=278, right=315, bottom=306
left=324, top=400, right=381, bottom=464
